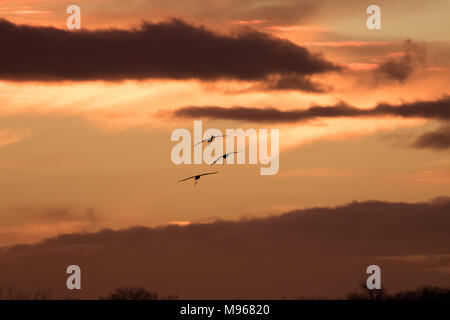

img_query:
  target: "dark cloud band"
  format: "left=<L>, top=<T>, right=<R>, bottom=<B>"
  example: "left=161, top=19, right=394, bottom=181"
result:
left=170, top=96, right=450, bottom=123
left=0, top=19, right=338, bottom=82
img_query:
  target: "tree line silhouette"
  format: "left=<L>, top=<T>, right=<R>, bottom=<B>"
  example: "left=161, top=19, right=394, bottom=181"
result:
left=0, top=284, right=449, bottom=300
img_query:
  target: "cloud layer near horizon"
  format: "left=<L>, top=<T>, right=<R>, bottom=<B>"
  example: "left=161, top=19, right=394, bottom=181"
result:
left=1, top=198, right=449, bottom=299
left=0, top=18, right=338, bottom=85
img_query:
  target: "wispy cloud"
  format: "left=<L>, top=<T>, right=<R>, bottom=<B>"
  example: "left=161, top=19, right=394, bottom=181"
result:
left=412, top=125, right=450, bottom=150
left=278, top=167, right=352, bottom=178
left=374, top=39, right=426, bottom=83
left=0, top=129, right=31, bottom=148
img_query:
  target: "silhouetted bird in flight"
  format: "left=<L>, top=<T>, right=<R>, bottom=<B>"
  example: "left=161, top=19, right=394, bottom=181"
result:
left=178, top=171, right=219, bottom=185
left=194, top=135, right=227, bottom=147
left=210, top=151, right=242, bottom=166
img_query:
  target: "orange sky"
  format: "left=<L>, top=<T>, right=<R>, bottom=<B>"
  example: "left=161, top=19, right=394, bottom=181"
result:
left=0, top=0, right=449, bottom=248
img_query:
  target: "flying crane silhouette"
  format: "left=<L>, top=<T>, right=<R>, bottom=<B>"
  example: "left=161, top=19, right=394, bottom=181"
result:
left=194, top=135, right=227, bottom=147
left=210, top=151, right=242, bottom=166
left=178, top=171, right=219, bottom=185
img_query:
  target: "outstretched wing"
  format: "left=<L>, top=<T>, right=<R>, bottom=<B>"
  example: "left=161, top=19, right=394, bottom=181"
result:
left=210, top=155, right=223, bottom=166
left=178, top=175, right=196, bottom=182
left=193, top=139, right=206, bottom=147
left=199, top=171, right=219, bottom=177
left=225, top=150, right=242, bottom=157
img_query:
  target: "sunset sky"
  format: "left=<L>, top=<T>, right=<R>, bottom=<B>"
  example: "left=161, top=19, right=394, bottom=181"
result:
left=0, top=0, right=449, bottom=299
